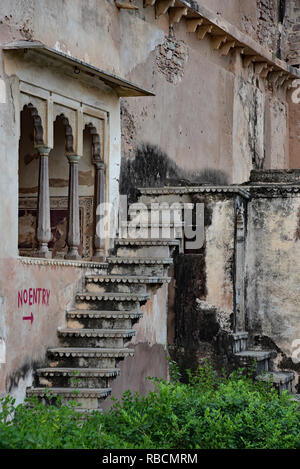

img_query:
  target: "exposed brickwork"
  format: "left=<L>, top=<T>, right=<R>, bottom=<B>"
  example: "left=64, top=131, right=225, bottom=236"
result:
left=285, top=0, right=300, bottom=67
left=120, top=101, right=136, bottom=159
left=257, top=0, right=278, bottom=51
left=155, top=32, right=188, bottom=85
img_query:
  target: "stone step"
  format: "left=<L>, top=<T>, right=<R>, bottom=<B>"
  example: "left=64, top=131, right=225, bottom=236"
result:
left=26, top=387, right=111, bottom=410
left=119, top=222, right=184, bottom=240
left=85, top=275, right=171, bottom=293
left=234, top=350, right=273, bottom=374
left=116, top=245, right=177, bottom=258
left=291, top=394, right=300, bottom=405
left=66, top=309, right=142, bottom=329
left=36, top=367, right=120, bottom=389
left=115, top=239, right=181, bottom=257
left=107, top=257, right=173, bottom=276
left=48, top=347, right=134, bottom=368
left=75, top=291, right=150, bottom=311
left=120, top=222, right=185, bottom=228
left=255, top=371, right=294, bottom=394
left=115, top=239, right=181, bottom=247
left=58, top=327, right=136, bottom=347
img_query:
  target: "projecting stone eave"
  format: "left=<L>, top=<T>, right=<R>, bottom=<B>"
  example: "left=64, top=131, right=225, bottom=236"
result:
left=144, top=0, right=300, bottom=87
left=2, top=40, right=155, bottom=98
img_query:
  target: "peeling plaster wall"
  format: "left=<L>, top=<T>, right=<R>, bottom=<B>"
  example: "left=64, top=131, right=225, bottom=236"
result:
left=264, top=95, right=289, bottom=169
left=246, top=196, right=300, bottom=373
left=171, top=195, right=236, bottom=377
left=232, top=74, right=265, bottom=182
left=0, top=259, right=84, bottom=399
left=288, top=87, right=300, bottom=169
left=205, top=200, right=235, bottom=314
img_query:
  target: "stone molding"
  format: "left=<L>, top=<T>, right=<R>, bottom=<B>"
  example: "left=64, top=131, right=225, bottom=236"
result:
left=18, top=256, right=107, bottom=269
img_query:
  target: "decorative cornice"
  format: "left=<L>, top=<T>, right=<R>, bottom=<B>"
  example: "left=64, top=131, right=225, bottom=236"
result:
left=138, top=186, right=251, bottom=199
left=121, top=221, right=185, bottom=227
left=66, top=310, right=143, bottom=319
left=116, top=238, right=180, bottom=247
left=107, top=257, right=173, bottom=265
left=36, top=368, right=120, bottom=378
left=85, top=275, right=171, bottom=284
left=76, top=292, right=150, bottom=301
left=58, top=328, right=136, bottom=338
left=244, top=185, right=300, bottom=198
left=48, top=347, right=135, bottom=358
left=18, top=256, right=108, bottom=269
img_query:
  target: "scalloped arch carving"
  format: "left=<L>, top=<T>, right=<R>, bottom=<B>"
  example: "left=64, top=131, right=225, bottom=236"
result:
left=55, top=113, right=74, bottom=154
left=85, top=123, right=101, bottom=162
left=22, top=103, right=44, bottom=146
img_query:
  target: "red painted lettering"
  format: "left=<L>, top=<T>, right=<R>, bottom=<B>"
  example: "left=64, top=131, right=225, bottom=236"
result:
left=29, top=288, right=33, bottom=306
left=32, top=289, right=37, bottom=305
left=18, top=290, right=23, bottom=308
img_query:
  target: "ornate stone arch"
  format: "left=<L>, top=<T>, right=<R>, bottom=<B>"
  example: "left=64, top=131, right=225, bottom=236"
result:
left=84, top=122, right=101, bottom=163
left=21, top=103, right=44, bottom=147
left=54, top=113, right=74, bottom=154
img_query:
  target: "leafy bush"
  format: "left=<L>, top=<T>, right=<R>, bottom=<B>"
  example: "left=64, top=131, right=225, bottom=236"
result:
left=0, top=362, right=299, bottom=449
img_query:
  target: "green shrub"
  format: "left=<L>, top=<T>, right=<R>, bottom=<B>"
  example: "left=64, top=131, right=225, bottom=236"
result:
left=0, top=362, right=299, bottom=449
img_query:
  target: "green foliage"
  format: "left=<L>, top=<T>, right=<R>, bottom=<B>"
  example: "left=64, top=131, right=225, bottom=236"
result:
left=0, top=362, right=300, bottom=449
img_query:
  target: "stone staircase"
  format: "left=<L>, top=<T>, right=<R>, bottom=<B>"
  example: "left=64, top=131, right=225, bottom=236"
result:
left=26, top=203, right=181, bottom=410
left=232, top=332, right=295, bottom=394
left=26, top=189, right=297, bottom=409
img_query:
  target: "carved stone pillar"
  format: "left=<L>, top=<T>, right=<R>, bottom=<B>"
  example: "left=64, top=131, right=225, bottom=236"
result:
left=235, top=206, right=246, bottom=332
left=93, top=161, right=106, bottom=262
left=65, top=155, right=81, bottom=260
left=36, top=146, right=52, bottom=258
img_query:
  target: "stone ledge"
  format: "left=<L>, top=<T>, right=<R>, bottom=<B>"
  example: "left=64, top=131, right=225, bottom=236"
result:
left=67, top=310, right=142, bottom=319
left=36, top=368, right=120, bottom=378
left=86, top=275, right=171, bottom=284
left=107, top=256, right=173, bottom=265
left=76, top=292, right=150, bottom=301
left=48, top=347, right=135, bottom=358
left=18, top=256, right=108, bottom=269
left=57, top=328, right=136, bottom=338
left=244, top=185, right=300, bottom=198
left=26, top=387, right=111, bottom=398
left=138, top=186, right=251, bottom=199
left=250, top=169, right=300, bottom=184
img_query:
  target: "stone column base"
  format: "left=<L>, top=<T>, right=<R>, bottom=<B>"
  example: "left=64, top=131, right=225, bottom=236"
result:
left=65, top=248, right=81, bottom=260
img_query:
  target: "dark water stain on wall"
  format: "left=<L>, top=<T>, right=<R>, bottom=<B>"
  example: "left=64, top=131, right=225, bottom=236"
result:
left=6, top=359, right=43, bottom=393
left=120, top=143, right=229, bottom=203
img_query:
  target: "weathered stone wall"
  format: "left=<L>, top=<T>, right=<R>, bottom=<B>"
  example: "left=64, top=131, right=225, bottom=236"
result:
left=0, top=0, right=294, bottom=190
left=170, top=195, right=237, bottom=377
left=246, top=191, right=300, bottom=385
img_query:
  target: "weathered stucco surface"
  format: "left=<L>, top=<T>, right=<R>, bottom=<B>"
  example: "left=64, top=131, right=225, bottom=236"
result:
left=0, top=259, right=84, bottom=398
left=246, top=196, right=300, bottom=360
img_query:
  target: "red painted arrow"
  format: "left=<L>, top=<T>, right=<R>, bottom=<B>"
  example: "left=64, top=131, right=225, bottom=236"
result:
left=23, top=313, right=34, bottom=325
